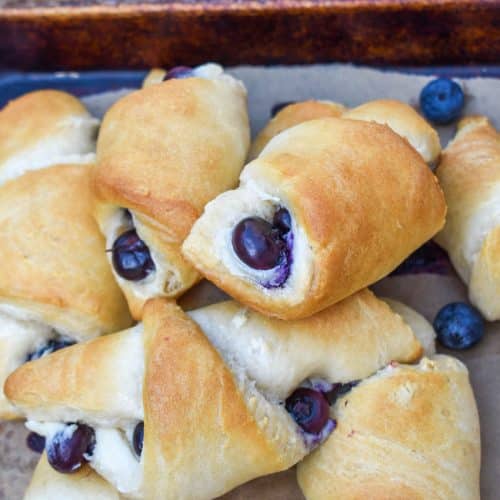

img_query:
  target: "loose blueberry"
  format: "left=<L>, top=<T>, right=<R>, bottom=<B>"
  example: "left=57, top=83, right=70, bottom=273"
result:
left=270, top=101, right=296, bottom=117
left=26, top=432, right=45, bottom=453
left=273, top=208, right=292, bottom=234
left=112, top=229, right=155, bottom=281
left=419, top=78, right=464, bottom=125
left=285, top=388, right=330, bottom=435
left=163, top=66, right=193, bottom=80
left=324, top=381, right=359, bottom=406
left=434, top=302, right=484, bottom=350
left=133, top=422, right=144, bottom=457
left=46, top=424, right=96, bottom=474
left=390, top=241, right=452, bottom=277
left=232, top=217, right=285, bottom=270
left=26, top=339, right=76, bottom=362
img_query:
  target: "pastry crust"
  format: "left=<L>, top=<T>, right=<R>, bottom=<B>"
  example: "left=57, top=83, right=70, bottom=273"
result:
left=93, top=67, right=250, bottom=318
left=435, top=116, right=500, bottom=320
left=183, top=118, right=446, bottom=319
left=249, top=100, right=345, bottom=159
left=343, top=99, right=441, bottom=164
left=7, top=291, right=424, bottom=499
left=0, top=90, right=98, bottom=185
left=297, top=355, right=480, bottom=500
left=25, top=454, right=121, bottom=500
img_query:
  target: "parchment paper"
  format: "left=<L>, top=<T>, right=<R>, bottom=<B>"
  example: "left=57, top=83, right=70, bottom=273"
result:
left=0, top=64, right=498, bottom=500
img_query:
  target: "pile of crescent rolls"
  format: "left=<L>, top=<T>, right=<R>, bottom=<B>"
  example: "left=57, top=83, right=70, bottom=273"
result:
left=1, top=63, right=495, bottom=500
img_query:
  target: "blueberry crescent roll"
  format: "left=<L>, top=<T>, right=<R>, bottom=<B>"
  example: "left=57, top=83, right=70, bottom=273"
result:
left=6, top=290, right=424, bottom=499
left=297, top=355, right=480, bottom=500
left=0, top=164, right=132, bottom=419
left=0, top=90, right=98, bottom=185
left=250, top=99, right=440, bottom=164
left=25, top=453, right=122, bottom=500
left=93, top=64, right=250, bottom=319
left=183, top=118, right=446, bottom=320
left=435, top=116, right=500, bottom=320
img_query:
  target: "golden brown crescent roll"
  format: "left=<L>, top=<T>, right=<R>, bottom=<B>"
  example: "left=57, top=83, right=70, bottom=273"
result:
left=25, top=454, right=121, bottom=500
left=93, top=63, right=250, bottom=319
left=297, top=355, right=480, bottom=500
left=6, top=290, right=424, bottom=499
left=343, top=99, right=441, bottom=164
left=183, top=117, right=446, bottom=320
left=0, top=90, right=98, bottom=185
left=250, top=99, right=440, bottom=164
left=435, top=116, right=500, bottom=320
left=249, top=100, right=346, bottom=159
left=0, top=164, right=131, bottom=419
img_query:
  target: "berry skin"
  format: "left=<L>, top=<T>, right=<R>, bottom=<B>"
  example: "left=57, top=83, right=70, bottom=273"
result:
left=419, top=78, right=464, bottom=125
left=26, top=432, right=46, bottom=453
left=434, top=302, right=484, bottom=350
left=133, top=422, right=144, bottom=457
left=285, top=388, right=330, bottom=434
left=112, top=229, right=155, bottom=281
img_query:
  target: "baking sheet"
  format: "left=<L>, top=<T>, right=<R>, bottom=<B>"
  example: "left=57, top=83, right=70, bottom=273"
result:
left=0, top=63, right=499, bottom=500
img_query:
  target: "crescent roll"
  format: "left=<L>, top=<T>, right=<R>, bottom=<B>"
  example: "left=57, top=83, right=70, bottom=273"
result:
left=435, top=116, right=500, bottom=320
left=250, top=99, right=440, bottom=164
left=183, top=118, right=446, bottom=320
left=25, top=454, right=121, bottom=500
left=6, top=289, right=425, bottom=499
left=297, top=355, right=480, bottom=500
left=0, top=164, right=131, bottom=419
left=93, top=63, right=250, bottom=319
left=0, top=90, right=98, bottom=185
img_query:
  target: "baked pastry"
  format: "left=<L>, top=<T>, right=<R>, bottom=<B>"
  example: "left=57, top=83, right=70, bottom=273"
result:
left=0, top=164, right=132, bottom=419
left=6, top=289, right=426, bottom=499
left=93, top=63, right=250, bottom=318
left=297, top=355, right=480, bottom=500
left=25, top=454, right=121, bottom=500
left=250, top=99, right=440, bottom=164
left=435, top=116, right=500, bottom=320
left=0, top=90, right=98, bottom=185
left=183, top=117, right=446, bottom=319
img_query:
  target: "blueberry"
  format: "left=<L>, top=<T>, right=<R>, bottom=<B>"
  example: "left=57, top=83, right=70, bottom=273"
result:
left=434, top=302, right=484, bottom=350
left=112, top=229, right=155, bottom=281
left=26, top=339, right=76, bottom=362
left=272, top=207, right=292, bottom=234
left=163, top=66, right=193, bottom=81
left=270, top=101, right=296, bottom=117
left=133, top=422, right=144, bottom=457
left=46, top=424, right=96, bottom=474
left=324, top=381, right=359, bottom=406
left=26, top=432, right=45, bottom=453
left=390, top=241, right=452, bottom=277
left=285, top=388, right=330, bottom=435
left=232, top=217, right=285, bottom=270
left=419, top=78, right=464, bottom=124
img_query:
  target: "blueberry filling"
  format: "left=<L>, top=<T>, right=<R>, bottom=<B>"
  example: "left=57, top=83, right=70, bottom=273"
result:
left=46, top=424, right=96, bottom=474
left=112, top=229, right=155, bottom=281
left=285, top=388, right=330, bottom=435
left=26, top=432, right=46, bottom=453
left=133, top=422, right=144, bottom=457
left=163, top=66, right=193, bottom=81
left=324, top=381, right=359, bottom=406
left=231, top=207, right=292, bottom=287
left=26, top=338, right=76, bottom=362
left=390, top=241, right=452, bottom=277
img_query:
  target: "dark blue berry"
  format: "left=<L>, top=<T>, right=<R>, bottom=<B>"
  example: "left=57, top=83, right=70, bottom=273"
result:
left=47, top=424, right=96, bottom=474
left=390, top=241, right=452, bottom=276
left=434, top=302, right=484, bottom=350
left=232, top=217, right=285, bottom=270
left=133, top=422, right=144, bottom=457
left=324, top=381, right=359, bottom=406
left=112, top=229, right=155, bottom=281
left=26, top=432, right=45, bottom=453
left=26, top=339, right=75, bottom=362
left=285, top=388, right=330, bottom=434
left=273, top=208, right=292, bottom=234
left=420, top=78, right=464, bottom=125
left=163, top=66, right=193, bottom=81
left=270, top=101, right=296, bottom=117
